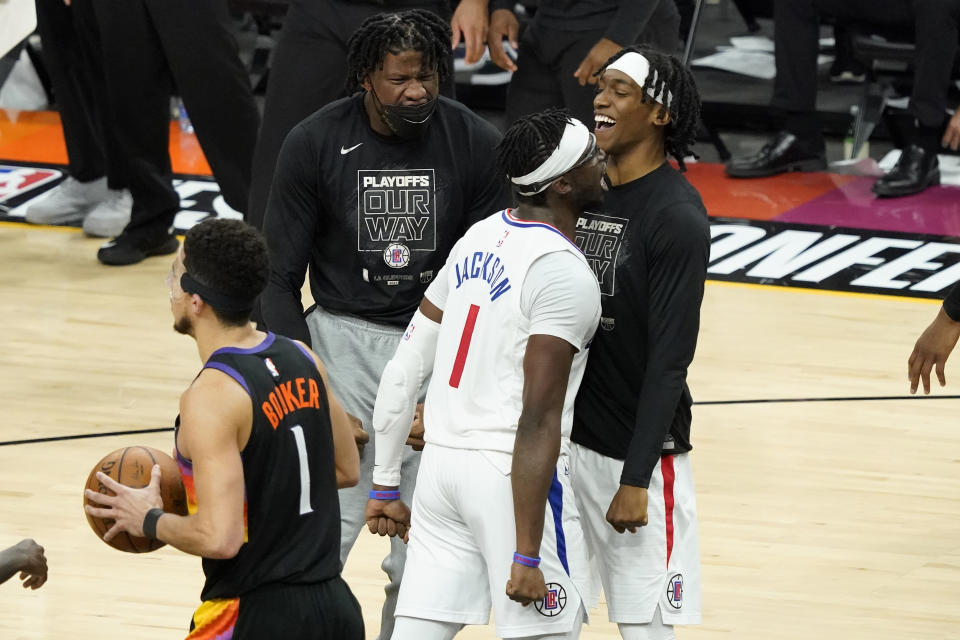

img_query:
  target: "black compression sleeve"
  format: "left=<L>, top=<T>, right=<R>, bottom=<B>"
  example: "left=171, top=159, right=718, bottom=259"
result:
left=260, top=125, right=321, bottom=346
left=620, top=203, right=709, bottom=488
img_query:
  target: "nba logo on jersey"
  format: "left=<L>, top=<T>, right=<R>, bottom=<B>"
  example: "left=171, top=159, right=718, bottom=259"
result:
left=0, top=165, right=62, bottom=204
left=535, top=583, right=566, bottom=617
left=667, top=573, right=683, bottom=609
left=263, top=357, right=281, bottom=381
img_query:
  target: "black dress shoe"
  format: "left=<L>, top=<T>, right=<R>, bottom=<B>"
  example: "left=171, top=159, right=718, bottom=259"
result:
left=872, top=145, right=940, bottom=198
left=725, top=131, right=827, bottom=178
left=98, top=231, right=179, bottom=266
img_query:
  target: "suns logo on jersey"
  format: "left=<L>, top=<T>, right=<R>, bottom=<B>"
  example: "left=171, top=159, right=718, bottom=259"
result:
left=666, top=573, right=683, bottom=609
left=535, top=583, right=566, bottom=617
left=0, top=166, right=62, bottom=204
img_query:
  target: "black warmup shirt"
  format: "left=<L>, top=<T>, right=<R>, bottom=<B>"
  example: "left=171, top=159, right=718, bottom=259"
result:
left=175, top=333, right=341, bottom=601
left=572, top=162, right=710, bottom=488
left=260, top=94, right=512, bottom=345
left=490, top=0, right=660, bottom=46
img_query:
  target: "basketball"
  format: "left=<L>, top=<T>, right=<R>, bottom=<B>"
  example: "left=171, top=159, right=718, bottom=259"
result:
left=83, top=446, right=188, bottom=553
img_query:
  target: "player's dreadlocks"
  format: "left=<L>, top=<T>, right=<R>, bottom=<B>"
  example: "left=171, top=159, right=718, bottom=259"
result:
left=599, top=46, right=701, bottom=171
left=496, top=108, right=571, bottom=205
left=346, top=10, right=452, bottom=94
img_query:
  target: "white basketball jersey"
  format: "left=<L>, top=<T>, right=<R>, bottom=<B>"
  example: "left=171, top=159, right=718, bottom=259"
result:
left=422, top=209, right=601, bottom=456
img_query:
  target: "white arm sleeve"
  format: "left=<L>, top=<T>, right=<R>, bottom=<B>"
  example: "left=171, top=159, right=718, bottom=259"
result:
left=520, top=251, right=601, bottom=350
left=372, top=309, right=441, bottom=487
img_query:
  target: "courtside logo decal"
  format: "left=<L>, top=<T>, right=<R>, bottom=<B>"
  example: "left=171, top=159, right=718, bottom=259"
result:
left=708, top=218, right=960, bottom=299
left=0, top=165, right=62, bottom=204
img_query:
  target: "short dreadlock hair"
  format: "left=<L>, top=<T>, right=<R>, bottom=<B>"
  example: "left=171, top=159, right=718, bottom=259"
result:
left=183, top=219, right=269, bottom=326
left=598, top=46, right=701, bottom=171
left=345, top=10, right=452, bottom=94
left=496, top=108, right=571, bottom=205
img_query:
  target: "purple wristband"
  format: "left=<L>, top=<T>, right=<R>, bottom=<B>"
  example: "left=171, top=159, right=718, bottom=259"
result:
left=369, top=490, right=400, bottom=500
left=513, top=552, right=541, bottom=568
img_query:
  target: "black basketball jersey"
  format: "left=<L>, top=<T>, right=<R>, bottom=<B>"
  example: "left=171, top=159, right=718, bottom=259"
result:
left=174, top=332, right=341, bottom=600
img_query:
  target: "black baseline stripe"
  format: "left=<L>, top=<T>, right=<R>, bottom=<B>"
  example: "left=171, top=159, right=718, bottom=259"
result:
left=696, top=395, right=960, bottom=406
left=0, top=427, right=173, bottom=447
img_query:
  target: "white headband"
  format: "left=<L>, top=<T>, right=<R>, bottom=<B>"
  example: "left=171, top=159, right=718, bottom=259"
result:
left=606, top=52, right=673, bottom=108
left=511, top=119, right=594, bottom=195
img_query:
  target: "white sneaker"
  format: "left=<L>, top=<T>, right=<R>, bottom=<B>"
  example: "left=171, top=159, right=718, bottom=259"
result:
left=82, top=189, right=132, bottom=238
left=24, top=176, right=108, bottom=225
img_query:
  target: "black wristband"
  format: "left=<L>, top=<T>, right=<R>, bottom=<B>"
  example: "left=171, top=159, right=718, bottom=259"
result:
left=142, top=508, right=165, bottom=539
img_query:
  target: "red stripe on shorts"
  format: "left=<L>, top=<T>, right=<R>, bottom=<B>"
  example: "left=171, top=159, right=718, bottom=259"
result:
left=662, top=454, right=676, bottom=567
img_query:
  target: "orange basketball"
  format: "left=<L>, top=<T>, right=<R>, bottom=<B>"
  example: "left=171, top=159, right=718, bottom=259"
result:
left=83, top=446, right=188, bottom=553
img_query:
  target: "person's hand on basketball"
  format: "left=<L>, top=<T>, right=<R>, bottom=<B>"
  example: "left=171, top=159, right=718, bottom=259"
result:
left=908, top=306, right=960, bottom=394
left=13, top=539, right=48, bottom=589
left=505, top=562, right=547, bottom=606
left=84, top=464, right=163, bottom=540
left=450, top=0, right=488, bottom=65
left=487, top=9, right=519, bottom=72
left=606, top=484, right=648, bottom=533
left=573, top=37, right=622, bottom=86
left=365, top=491, right=412, bottom=542
left=406, top=403, right=426, bottom=451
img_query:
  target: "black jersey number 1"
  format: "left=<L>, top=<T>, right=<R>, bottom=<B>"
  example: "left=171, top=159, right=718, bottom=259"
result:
left=290, top=425, right=313, bottom=515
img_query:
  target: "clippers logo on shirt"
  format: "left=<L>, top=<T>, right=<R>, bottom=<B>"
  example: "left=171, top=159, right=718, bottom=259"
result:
left=575, top=212, right=629, bottom=296
left=357, top=169, right=436, bottom=268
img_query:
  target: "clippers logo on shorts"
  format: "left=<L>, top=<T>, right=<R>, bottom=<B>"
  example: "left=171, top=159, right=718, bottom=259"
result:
left=357, top=169, right=436, bottom=268
left=575, top=212, right=629, bottom=296
left=0, top=166, right=62, bottom=203
left=666, top=573, right=683, bottom=609
left=535, top=583, right=566, bottom=617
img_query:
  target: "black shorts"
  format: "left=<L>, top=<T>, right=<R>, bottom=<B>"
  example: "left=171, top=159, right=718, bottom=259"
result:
left=188, top=576, right=364, bottom=640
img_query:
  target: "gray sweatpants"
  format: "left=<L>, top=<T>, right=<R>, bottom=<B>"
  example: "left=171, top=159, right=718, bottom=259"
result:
left=307, top=306, right=424, bottom=640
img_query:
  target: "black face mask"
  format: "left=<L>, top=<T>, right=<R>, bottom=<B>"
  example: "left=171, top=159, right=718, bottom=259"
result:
left=372, top=88, right=438, bottom=139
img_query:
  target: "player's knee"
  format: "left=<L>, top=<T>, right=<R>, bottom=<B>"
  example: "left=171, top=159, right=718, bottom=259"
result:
left=391, top=615, right=462, bottom=640
left=617, top=608, right=675, bottom=640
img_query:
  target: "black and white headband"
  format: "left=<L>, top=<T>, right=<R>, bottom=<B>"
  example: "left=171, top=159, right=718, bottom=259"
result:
left=510, top=118, right=595, bottom=196
left=606, top=52, right=673, bottom=108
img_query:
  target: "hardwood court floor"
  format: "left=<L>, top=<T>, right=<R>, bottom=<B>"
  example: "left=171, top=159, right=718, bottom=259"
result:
left=0, top=224, right=957, bottom=639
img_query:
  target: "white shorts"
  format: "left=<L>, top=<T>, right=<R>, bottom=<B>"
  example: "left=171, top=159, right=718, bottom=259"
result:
left=570, top=443, right=701, bottom=626
left=395, top=444, right=589, bottom=638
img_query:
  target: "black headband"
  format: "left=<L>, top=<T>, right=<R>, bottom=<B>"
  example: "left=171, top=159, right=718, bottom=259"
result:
left=180, top=273, right=256, bottom=313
